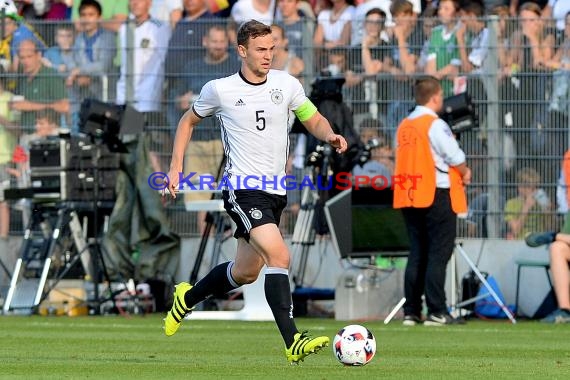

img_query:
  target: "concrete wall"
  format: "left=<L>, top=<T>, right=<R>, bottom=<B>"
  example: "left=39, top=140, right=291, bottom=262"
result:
left=1, top=236, right=553, bottom=318
left=177, top=237, right=553, bottom=318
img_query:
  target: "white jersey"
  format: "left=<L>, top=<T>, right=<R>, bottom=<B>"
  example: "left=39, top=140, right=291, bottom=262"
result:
left=192, top=69, right=309, bottom=195
left=116, top=18, right=171, bottom=112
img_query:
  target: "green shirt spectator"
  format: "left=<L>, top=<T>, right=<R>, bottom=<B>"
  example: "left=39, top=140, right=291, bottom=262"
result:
left=72, top=0, right=129, bottom=33
left=427, top=25, right=461, bottom=96
left=17, top=65, right=67, bottom=129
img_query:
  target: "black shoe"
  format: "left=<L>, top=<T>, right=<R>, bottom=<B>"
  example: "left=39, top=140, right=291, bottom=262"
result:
left=524, top=231, right=556, bottom=247
left=424, top=313, right=465, bottom=326
left=402, top=314, right=422, bottom=326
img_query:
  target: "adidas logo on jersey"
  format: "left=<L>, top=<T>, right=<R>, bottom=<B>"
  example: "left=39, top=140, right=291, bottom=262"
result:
left=235, top=99, right=246, bottom=106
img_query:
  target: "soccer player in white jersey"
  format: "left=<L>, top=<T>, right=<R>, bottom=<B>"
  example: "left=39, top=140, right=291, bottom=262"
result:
left=164, top=19, right=347, bottom=364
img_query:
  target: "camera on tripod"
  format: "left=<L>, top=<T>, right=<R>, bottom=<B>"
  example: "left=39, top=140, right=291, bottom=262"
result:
left=439, top=92, right=479, bottom=137
left=306, top=144, right=333, bottom=168
left=356, top=138, right=381, bottom=166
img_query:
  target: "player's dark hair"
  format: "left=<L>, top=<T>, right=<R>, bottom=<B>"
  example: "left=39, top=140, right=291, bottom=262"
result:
left=78, top=0, right=102, bottom=16
left=414, top=76, right=441, bottom=105
left=237, top=20, right=272, bottom=48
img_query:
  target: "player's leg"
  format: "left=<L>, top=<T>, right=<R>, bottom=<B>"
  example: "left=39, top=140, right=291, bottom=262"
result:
left=183, top=238, right=265, bottom=308
left=248, top=223, right=329, bottom=363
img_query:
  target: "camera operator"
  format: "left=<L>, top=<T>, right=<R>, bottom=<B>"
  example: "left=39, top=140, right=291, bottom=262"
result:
left=352, top=118, right=394, bottom=187
left=394, top=76, right=471, bottom=326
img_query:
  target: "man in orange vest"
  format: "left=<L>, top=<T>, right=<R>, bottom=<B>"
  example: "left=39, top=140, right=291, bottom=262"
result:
left=393, top=76, right=471, bottom=326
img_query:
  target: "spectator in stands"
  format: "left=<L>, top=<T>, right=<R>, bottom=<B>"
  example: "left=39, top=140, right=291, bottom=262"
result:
left=351, top=0, right=391, bottom=47
left=360, top=7, right=390, bottom=76
left=42, top=24, right=76, bottom=78
left=116, top=0, right=171, bottom=120
left=5, top=109, right=61, bottom=214
left=7, top=108, right=61, bottom=182
left=504, top=167, right=552, bottom=239
left=0, top=70, right=17, bottom=243
left=270, top=24, right=304, bottom=77
left=276, top=0, right=314, bottom=59
left=271, top=21, right=307, bottom=226
left=322, top=48, right=361, bottom=89
left=45, top=0, right=72, bottom=21
left=417, top=2, right=437, bottom=72
left=383, top=0, right=419, bottom=135
left=66, top=0, right=117, bottom=134
left=72, top=0, right=129, bottom=33
left=508, top=2, right=554, bottom=153
left=425, top=0, right=461, bottom=96
left=150, top=0, right=184, bottom=29
left=174, top=24, right=236, bottom=232
left=352, top=0, right=422, bottom=47
left=490, top=5, right=516, bottom=76
left=0, top=8, right=46, bottom=73
left=165, top=0, right=215, bottom=127
left=172, top=24, right=238, bottom=124
left=313, top=0, right=355, bottom=49
left=512, top=2, right=554, bottom=71
left=10, top=39, right=70, bottom=131
left=457, top=1, right=489, bottom=74
left=352, top=118, right=394, bottom=187
left=229, top=0, right=275, bottom=44
left=545, top=11, right=570, bottom=112
left=542, top=0, right=570, bottom=34
left=12, top=0, right=49, bottom=20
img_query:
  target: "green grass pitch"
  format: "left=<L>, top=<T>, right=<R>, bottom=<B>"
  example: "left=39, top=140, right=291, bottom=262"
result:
left=1, top=315, right=569, bottom=379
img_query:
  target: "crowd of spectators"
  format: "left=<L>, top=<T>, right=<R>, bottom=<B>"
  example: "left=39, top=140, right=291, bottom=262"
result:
left=1, top=0, right=570, bottom=238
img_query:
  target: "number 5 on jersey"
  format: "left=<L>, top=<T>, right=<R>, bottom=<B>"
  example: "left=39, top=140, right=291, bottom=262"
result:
left=256, top=110, right=266, bottom=131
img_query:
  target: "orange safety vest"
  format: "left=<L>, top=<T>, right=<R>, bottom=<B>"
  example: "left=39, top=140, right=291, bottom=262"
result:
left=393, top=113, right=467, bottom=214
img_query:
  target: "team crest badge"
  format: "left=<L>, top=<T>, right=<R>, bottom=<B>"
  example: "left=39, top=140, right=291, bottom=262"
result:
left=249, top=208, right=263, bottom=220
left=141, top=38, right=150, bottom=48
left=270, top=89, right=283, bottom=104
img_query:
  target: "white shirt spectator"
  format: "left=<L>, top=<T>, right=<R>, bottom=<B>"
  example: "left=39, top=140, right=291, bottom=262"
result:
left=351, top=0, right=421, bottom=46
left=150, top=0, right=183, bottom=23
left=317, top=5, right=355, bottom=43
left=231, top=0, right=276, bottom=25
left=548, top=0, right=570, bottom=32
left=116, top=17, right=171, bottom=112
left=469, top=27, right=489, bottom=70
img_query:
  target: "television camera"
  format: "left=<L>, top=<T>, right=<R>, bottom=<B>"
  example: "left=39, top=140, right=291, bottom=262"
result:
left=439, top=92, right=479, bottom=137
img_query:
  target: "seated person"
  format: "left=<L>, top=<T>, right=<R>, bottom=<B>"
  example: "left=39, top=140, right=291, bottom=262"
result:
left=504, top=167, right=552, bottom=240
left=524, top=231, right=570, bottom=323
left=352, top=118, right=393, bottom=188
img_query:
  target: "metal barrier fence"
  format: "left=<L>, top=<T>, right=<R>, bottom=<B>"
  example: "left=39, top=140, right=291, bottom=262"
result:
left=1, top=16, right=569, bottom=239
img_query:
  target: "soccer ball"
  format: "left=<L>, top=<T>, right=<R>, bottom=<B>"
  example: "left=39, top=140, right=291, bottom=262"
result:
left=333, top=324, right=376, bottom=366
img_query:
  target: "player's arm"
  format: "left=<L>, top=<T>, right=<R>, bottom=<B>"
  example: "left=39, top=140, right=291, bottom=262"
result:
left=296, top=100, right=348, bottom=154
left=167, top=108, right=202, bottom=197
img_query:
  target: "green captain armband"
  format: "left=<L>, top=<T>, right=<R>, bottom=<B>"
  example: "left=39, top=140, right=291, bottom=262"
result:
left=294, top=100, right=318, bottom=122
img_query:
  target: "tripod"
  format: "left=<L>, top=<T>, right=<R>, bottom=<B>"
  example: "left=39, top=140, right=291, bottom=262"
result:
left=291, top=144, right=334, bottom=288
left=451, top=241, right=517, bottom=324
left=291, top=173, right=319, bottom=288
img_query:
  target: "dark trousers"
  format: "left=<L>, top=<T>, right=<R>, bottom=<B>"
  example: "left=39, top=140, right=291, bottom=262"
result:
left=401, top=188, right=457, bottom=316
